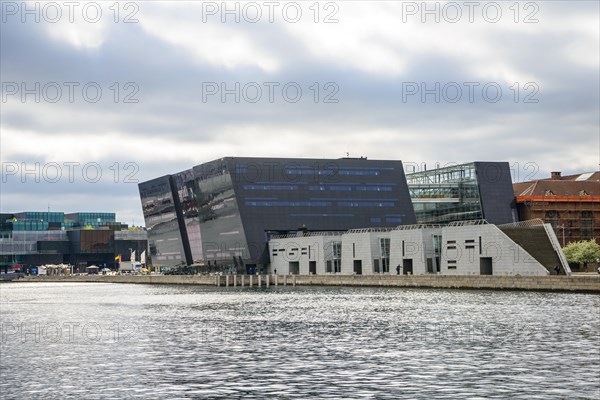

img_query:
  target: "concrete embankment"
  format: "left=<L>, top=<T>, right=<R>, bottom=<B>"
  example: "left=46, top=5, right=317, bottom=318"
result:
left=17, top=274, right=600, bottom=293
left=19, top=275, right=217, bottom=285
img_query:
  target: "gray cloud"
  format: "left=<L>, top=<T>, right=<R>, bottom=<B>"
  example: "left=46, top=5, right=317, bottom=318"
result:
left=1, top=1, right=598, bottom=224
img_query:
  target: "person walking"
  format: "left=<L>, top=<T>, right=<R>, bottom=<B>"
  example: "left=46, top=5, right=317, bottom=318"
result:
left=396, top=264, right=401, bottom=275
left=554, top=264, right=560, bottom=275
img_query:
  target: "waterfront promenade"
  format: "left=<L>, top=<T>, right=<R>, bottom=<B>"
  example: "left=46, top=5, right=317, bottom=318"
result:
left=17, top=274, right=600, bottom=293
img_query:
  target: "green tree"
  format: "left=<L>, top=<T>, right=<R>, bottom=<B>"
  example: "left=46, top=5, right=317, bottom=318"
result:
left=563, top=240, right=600, bottom=266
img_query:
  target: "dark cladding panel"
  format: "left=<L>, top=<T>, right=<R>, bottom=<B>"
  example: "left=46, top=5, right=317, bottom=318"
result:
left=172, top=169, right=202, bottom=263
left=192, top=160, right=249, bottom=266
left=475, top=162, right=518, bottom=224
left=227, top=157, right=417, bottom=264
left=78, top=230, right=114, bottom=253
left=138, top=176, right=187, bottom=266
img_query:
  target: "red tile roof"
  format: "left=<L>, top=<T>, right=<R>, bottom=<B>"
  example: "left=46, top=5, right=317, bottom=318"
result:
left=513, top=171, right=600, bottom=200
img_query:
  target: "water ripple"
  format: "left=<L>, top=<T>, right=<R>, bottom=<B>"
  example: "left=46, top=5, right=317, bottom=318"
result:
left=1, top=283, right=598, bottom=399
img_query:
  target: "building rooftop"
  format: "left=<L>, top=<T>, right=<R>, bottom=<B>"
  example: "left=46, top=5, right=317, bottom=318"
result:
left=513, top=171, right=600, bottom=198
left=1, top=211, right=136, bottom=231
left=545, top=171, right=600, bottom=181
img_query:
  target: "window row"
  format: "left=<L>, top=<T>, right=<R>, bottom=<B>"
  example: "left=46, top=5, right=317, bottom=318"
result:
left=244, top=201, right=395, bottom=207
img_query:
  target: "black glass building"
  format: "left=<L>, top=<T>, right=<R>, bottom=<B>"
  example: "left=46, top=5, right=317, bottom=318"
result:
left=139, top=157, right=417, bottom=270
left=138, top=175, right=189, bottom=266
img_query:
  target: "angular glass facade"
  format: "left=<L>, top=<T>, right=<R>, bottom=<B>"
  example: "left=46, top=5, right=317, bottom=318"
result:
left=407, top=163, right=483, bottom=224
left=138, top=176, right=188, bottom=266
left=139, top=157, right=417, bottom=270
left=406, top=162, right=517, bottom=225
left=172, top=169, right=203, bottom=263
left=193, top=160, right=249, bottom=268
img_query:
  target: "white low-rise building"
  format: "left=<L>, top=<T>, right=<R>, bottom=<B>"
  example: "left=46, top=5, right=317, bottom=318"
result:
left=339, top=228, right=392, bottom=275
left=269, top=232, right=343, bottom=275
left=439, top=221, right=550, bottom=275
left=267, top=219, right=571, bottom=276
left=390, top=225, right=442, bottom=275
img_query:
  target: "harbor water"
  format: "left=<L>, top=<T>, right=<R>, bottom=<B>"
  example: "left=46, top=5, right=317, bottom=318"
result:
left=1, top=282, right=598, bottom=399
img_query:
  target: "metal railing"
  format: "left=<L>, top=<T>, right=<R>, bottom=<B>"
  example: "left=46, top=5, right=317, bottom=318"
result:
left=542, top=223, right=572, bottom=276
left=346, top=227, right=394, bottom=234
left=270, top=231, right=344, bottom=239
left=497, top=218, right=545, bottom=229
left=447, top=220, right=489, bottom=227
left=393, top=224, right=443, bottom=231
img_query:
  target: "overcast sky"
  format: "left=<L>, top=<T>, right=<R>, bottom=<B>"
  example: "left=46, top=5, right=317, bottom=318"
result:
left=1, top=0, right=598, bottom=225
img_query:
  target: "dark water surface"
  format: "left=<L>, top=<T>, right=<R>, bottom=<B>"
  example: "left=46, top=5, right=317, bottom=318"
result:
left=1, top=282, right=598, bottom=399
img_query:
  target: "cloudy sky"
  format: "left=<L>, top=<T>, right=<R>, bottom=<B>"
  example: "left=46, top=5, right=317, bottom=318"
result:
left=1, top=0, right=598, bottom=225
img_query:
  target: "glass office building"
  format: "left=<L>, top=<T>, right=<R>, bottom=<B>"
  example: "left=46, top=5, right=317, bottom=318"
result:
left=65, top=212, right=116, bottom=227
left=406, top=162, right=518, bottom=225
left=0, top=211, right=147, bottom=272
left=14, top=212, right=65, bottom=223
left=139, top=157, right=417, bottom=270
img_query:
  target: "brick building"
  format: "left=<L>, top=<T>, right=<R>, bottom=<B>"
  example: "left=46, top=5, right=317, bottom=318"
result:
left=513, top=171, right=600, bottom=245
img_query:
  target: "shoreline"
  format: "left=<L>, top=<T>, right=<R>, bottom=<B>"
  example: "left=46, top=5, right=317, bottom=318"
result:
left=12, top=274, right=600, bottom=293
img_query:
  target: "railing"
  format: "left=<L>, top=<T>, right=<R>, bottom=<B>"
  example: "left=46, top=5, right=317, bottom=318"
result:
left=346, top=227, right=394, bottom=233
left=393, top=224, right=443, bottom=230
left=270, top=231, right=344, bottom=239
left=447, top=220, right=489, bottom=227
left=115, top=231, right=148, bottom=240
left=542, top=223, right=572, bottom=276
left=497, top=218, right=545, bottom=229
left=0, top=250, right=58, bottom=255
left=411, top=198, right=461, bottom=203
left=516, top=195, right=600, bottom=203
